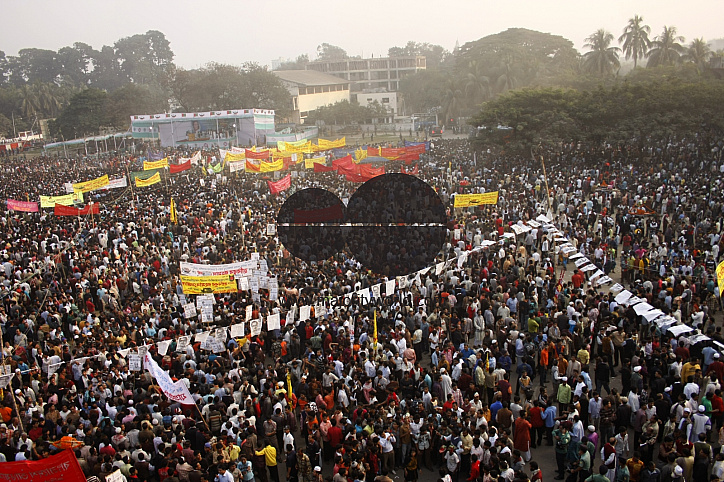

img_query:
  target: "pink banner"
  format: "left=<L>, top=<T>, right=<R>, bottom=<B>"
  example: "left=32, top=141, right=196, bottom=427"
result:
left=7, top=199, right=39, bottom=212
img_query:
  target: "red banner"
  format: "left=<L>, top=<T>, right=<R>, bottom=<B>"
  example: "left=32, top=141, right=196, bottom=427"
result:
left=268, top=174, right=291, bottom=195
left=380, top=147, right=407, bottom=158
left=396, top=152, right=420, bottom=164
left=245, top=149, right=271, bottom=160
left=313, top=163, right=337, bottom=173
left=246, top=160, right=261, bottom=172
left=359, top=165, right=385, bottom=177
left=54, top=203, right=100, bottom=216
left=406, top=144, right=426, bottom=155
left=0, top=449, right=87, bottom=482
left=367, top=147, right=380, bottom=157
left=170, top=160, right=191, bottom=174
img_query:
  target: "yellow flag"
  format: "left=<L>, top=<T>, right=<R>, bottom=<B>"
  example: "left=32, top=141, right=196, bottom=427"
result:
left=170, top=198, right=177, bottom=224
left=373, top=310, right=378, bottom=344
left=717, top=260, right=724, bottom=295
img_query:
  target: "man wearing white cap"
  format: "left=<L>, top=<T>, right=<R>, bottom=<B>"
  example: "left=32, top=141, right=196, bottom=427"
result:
left=690, top=405, right=712, bottom=443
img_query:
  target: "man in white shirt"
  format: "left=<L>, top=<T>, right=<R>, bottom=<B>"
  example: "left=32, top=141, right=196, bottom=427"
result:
left=379, top=431, right=396, bottom=474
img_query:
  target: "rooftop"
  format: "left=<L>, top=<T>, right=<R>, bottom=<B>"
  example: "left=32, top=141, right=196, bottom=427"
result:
left=273, top=70, right=348, bottom=87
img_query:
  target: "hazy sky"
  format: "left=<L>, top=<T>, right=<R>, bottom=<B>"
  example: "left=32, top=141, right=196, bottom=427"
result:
left=4, top=0, right=722, bottom=68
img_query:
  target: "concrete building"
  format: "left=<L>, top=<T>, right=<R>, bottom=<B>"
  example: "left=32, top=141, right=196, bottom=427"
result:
left=273, top=70, right=350, bottom=124
left=306, top=56, right=426, bottom=92
left=355, top=91, right=398, bottom=115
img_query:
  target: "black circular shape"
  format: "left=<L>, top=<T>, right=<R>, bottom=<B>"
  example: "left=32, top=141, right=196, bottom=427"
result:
left=345, top=174, right=447, bottom=277
left=277, top=188, right=346, bottom=264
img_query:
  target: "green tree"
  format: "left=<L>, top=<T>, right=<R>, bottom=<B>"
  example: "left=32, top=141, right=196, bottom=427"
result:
left=114, top=30, right=174, bottom=86
left=9, top=48, right=61, bottom=85
left=684, top=38, right=712, bottom=72
left=618, top=15, right=651, bottom=69
left=56, top=42, right=95, bottom=86
left=316, top=43, right=348, bottom=61
left=169, top=63, right=290, bottom=116
left=51, top=88, right=109, bottom=139
left=582, top=29, right=621, bottom=76
left=647, top=26, right=686, bottom=68
left=105, top=84, right=168, bottom=130
left=397, top=69, right=447, bottom=115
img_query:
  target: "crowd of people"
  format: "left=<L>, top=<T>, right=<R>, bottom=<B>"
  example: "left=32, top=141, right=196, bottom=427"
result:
left=0, top=134, right=723, bottom=482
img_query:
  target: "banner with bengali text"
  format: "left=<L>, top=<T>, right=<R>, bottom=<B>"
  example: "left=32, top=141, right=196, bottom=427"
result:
left=101, top=177, right=128, bottom=190
left=453, top=191, right=499, bottom=207
left=40, top=193, right=83, bottom=208
left=0, top=448, right=87, bottom=482
left=305, top=157, right=326, bottom=169
left=268, top=174, right=291, bottom=195
left=144, top=158, right=169, bottom=170
left=317, top=137, right=346, bottom=150
left=180, top=274, right=238, bottom=294
left=7, top=199, right=39, bottom=212
left=135, top=172, right=161, bottom=187
left=73, top=174, right=109, bottom=193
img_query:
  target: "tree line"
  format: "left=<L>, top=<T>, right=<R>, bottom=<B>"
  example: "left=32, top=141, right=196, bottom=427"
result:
left=1, top=18, right=723, bottom=142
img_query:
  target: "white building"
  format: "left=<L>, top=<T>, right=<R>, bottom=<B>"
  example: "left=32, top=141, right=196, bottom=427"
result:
left=355, top=91, right=399, bottom=115
left=273, top=70, right=350, bottom=124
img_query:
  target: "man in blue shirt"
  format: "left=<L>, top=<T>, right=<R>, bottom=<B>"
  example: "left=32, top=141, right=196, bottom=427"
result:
left=542, top=400, right=558, bottom=446
left=490, top=395, right=503, bottom=421
left=702, top=345, right=718, bottom=374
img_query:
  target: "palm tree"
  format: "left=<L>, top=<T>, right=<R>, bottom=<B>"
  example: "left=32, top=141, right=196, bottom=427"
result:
left=35, top=83, right=62, bottom=117
left=583, top=29, right=621, bottom=76
left=18, top=84, right=41, bottom=119
left=441, top=76, right=464, bottom=121
left=464, top=60, right=490, bottom=105
left=495, top=50, right=519, bottom=94
left=647, top=26, right=686, bottom=68
left=684, top=38, right=712, bottom=72
left=618, top=15, right=651, bottom=69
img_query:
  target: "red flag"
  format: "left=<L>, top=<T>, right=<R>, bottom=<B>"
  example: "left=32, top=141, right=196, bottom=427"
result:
left=170, top=160, right=191, bottom=174
left=268, top=174, right=291, bottom=195
left=0, top=448, right=87, bottom=482
left=332, top=154, right=354, bottom=169
left=313, top=163, right=337, bottom=173
left=246, top=160, right=261, bottom=172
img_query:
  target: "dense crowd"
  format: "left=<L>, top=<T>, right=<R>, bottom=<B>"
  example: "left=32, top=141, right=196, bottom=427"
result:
left=0, top=134, right=723, bottom=482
